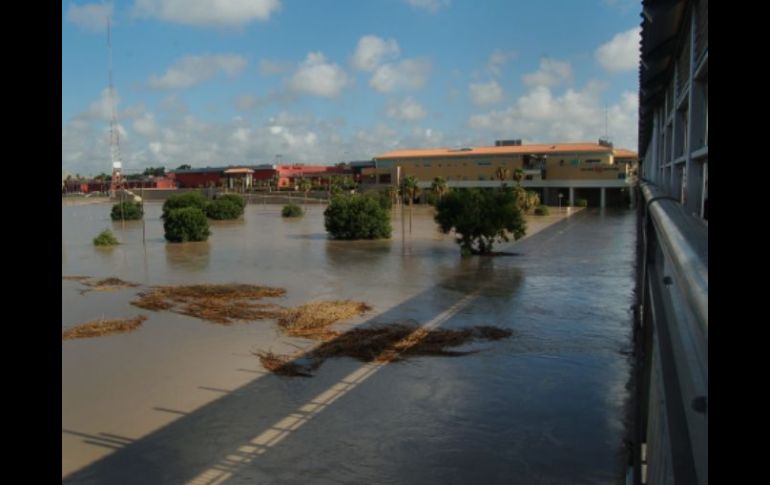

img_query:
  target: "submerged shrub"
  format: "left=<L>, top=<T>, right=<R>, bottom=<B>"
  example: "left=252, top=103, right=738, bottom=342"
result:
left=207, top=198, right=243, bottom=220
left=93, top=229, right=119, bottom=246
left=110, top=201, right=143, bottom=221
left=366, top=190, right=392, bottom=211
left=324, top=193, right=391, bottom=240
left=534, top=205, right=550, bottom=216
left=282, top=204, right=304, bottom=218
left=215, top=194, right=246, bottom=212
left=434, top=188, right=526, bottom=255
left=162, top=192, right=209, bottom=220
left=164, top=207, right=211, bottom=242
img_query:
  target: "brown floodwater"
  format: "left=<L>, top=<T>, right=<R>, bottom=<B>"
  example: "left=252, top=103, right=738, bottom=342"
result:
left=62, top=200, right=636, bottom=484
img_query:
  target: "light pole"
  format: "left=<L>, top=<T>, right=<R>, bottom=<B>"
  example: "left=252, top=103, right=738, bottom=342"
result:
left=558, top=192, right=563, bottom=210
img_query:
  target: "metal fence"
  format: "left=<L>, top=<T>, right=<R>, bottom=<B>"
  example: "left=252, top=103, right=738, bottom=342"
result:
left=631, top=181, right=708, bottom=484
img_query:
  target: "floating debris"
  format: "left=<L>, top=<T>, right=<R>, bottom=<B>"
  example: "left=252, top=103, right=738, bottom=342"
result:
left=278, top=300, right=372, bottom=339
left=255, top=351, right=313, bottom=377
left=131, top=283, right=287, bottom=324
left=177, top=300, right=285, bottom=325
left=80, top=277, right=141, bottom=294
left=62, top=275, right=91, bottom=282
left=64, top=276, right=141, bottom=294
left=260, top=323, right=513, bottom=377
left=62, top=315, right=147, bottom=340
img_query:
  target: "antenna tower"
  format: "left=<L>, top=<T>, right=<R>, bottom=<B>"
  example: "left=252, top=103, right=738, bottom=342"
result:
left=107, top=16, right=123, bottom=196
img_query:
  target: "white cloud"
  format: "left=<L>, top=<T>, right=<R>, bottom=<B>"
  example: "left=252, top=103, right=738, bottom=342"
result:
left=469, top=80, right=504, bottom=106
left=352, top=35, right=400, bottom=71
left=133, top=113, right=157, bottom=136
left=133, top=0, right=281, bottom=27
left=148, top=54, right=247, bottom=89
left=258, top=59, right=292, bottom=75
left=66, top=3, right=113, bottom=32
left=386, top=97, right=427, bottom=121
left=595, top=27, right=641, bottom=72
left=523, top=58, right=573, bottom=88
left=77, top=88, right=119, bottom=121
left=288, top=52, right=350, bottom=98
left=234, top=95, right=259, bottom=111
left=468, top=81, right=638, bottom=150
left=487, top=49, right=516, bottom=77
left=370, top=58, right=431, bottom=92
left=404, top=0, right=450, bottom=13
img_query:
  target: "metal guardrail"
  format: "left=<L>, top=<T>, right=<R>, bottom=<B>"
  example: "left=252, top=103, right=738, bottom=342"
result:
left=631, top=181, right=708, bottom=485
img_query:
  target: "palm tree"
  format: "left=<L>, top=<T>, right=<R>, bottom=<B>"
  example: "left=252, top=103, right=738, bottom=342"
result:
left=431, top=176, right=448, bottom=201
left=512, top=168, right=524, bottom=185
left=298, top=177, right=312, bottom=207
left=495, top=167, right=510, bottom=183
left=403, top=176, right=419, bottom=233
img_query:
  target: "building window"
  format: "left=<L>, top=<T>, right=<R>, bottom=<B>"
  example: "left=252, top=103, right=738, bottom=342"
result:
left=379, top=174, right=391, bottom=184
left=586, top=159, right=601, bottom=164
left=476, top=161, right=491, bottom=166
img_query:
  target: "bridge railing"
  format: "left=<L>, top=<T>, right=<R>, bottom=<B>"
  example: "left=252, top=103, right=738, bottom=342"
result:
left=631, top=181, right=708, bottom=484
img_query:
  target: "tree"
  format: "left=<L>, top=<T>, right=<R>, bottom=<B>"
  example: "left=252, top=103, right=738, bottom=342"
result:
left=495, top=167, right=510, bottom=183
left=298, top=178, right=312, bottom=206
left=111, top=201, right=143, bottom=221
left=143, top=166, right=165, bottom=177
left=512, top=168, right=524, bottom=184
left=434, top=188, right=527, bottom=256
left=162, top=192, right=209, bottom=220
left=164, top=207, right=211, bottom=242
left=402, top=175, right=419, bottom=233
left=324, top=193, right=392, bottom=240
left=431, top=176, right=448, bottom=200
left=176, top=164, right=192, bottom=171
left=282, top=203, right=304, bottom=218
left=206, top=194, right=244, bottom=220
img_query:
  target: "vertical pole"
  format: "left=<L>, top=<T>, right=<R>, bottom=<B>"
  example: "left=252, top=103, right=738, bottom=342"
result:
left=141, top=185, right=145, bottom=244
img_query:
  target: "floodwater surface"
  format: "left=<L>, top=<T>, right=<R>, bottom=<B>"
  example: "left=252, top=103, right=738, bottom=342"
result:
left=62, top=201, right=636, bottom=484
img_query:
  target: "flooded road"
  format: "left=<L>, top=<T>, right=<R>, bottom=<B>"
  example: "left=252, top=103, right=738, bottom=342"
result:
left=62, top=201, right=636, bottom=484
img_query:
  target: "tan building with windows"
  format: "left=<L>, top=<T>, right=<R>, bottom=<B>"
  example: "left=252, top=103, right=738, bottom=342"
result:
left=367, top=140, right=638, bottom=208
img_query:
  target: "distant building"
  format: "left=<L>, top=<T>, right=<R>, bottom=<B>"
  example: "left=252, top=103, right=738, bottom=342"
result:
left=169, top=164, right=354, bottom=191
left=369, top=141, right=639, bottom=208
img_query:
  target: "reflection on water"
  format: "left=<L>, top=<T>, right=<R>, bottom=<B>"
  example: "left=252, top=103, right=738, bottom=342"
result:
left=164, top=241, right=211, bottom=272
left=62, top=201, right=636, bottom=484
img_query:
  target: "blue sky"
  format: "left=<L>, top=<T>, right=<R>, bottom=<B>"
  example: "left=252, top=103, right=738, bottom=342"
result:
left=62, top=0, right=642, bottom=175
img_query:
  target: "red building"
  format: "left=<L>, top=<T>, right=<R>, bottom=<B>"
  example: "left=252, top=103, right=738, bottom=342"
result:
left=170, top=163, right=355, bottom=190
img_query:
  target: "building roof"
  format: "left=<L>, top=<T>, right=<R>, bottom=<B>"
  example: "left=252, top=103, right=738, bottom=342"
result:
left=613, top=148, right=639, bottom=159
left=223, top=168, right=255, bottom=174
left=374, top=143, right=632, bottom=160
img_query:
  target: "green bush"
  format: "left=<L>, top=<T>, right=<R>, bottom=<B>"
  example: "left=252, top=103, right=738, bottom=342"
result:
left=206, top=198, right=243, bottom=220
left=110, top=201, right=143, bottom=221
left=534, top=205, right=550, bottom=216
left=365, top=190, right=393, bottom=211
left=324, top=193, right=392, bottom=240
left=435, top=188, right=526, bottom=255
left=422, top=191, right=439, bottom=206
left=575, top=198, right=588, bottom=207
left=162, top=192, right=209, bottom=220
left=215, top=194, right=246, bottom=212
left=93, top=229, right=119, bottom=246
left=282, top=204, right=304, bottom=218
left=163, top=207, right=211, bottom=242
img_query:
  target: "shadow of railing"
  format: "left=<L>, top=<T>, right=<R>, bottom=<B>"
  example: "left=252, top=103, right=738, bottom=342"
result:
left=63, top=262, right=524, bottom=484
